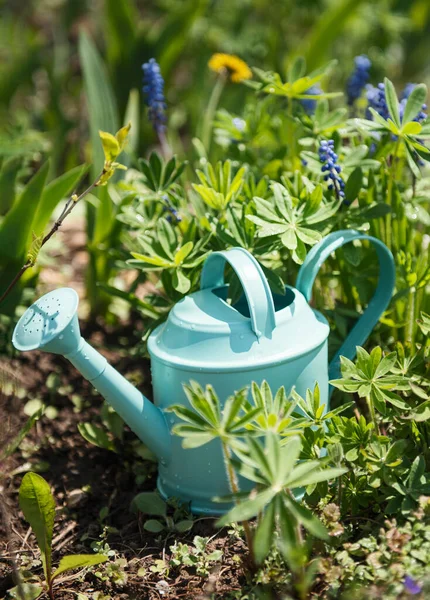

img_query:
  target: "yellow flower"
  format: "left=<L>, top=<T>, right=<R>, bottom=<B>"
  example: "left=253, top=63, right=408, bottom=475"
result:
left=208, top=53, right=252, bottom=83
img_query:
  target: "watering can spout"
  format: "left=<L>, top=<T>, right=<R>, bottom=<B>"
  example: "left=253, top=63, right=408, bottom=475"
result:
left=12, top=288, right=171, bottom=463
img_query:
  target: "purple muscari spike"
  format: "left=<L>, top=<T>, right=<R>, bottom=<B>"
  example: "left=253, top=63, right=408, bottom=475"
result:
left=346, top=55, right=371, bottom=105
left=142, top=58, right=167, bottom=133
left=366, top=82, right=389, bottom=120
left=301, top=85, right=322, bottom=115
left=404, top=576, right=422, bottom=595
left=318, top=139, right=345, bottom=200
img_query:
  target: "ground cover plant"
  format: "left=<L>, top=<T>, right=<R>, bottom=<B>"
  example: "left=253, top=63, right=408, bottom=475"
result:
left=1, top=4, right=430, bottom=599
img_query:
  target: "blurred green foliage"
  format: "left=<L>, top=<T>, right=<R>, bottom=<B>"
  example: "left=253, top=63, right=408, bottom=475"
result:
left=1, top=0, right=430, bottom=174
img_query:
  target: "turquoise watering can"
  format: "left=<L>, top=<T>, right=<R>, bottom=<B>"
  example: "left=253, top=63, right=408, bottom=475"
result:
left=12, top=230, right=394, bottom=514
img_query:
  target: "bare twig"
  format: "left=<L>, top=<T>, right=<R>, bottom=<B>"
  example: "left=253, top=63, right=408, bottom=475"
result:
left=0, top=172, right=103, bottom=306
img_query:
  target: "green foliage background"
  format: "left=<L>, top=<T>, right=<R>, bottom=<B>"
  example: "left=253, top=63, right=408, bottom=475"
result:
left=1, top=0, right=430, bottom=172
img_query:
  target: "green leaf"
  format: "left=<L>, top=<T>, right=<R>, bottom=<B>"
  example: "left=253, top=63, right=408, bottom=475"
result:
left=284, top=496, right=328, bottom=540
left=401, top=84, right=427, bottom=124
left=175, top=520, right=194, bottom=533
left=344, top=167, right=363, bottom=204
left=144, top=519, right=165, bottom=533
left=78, top=31, right=119, bottom=178
left=19, top=473, right=56, bottom=583
left=402, top=121, right=422, bottom=135
left=384, top=78, right=400, bottom=127
left=172, top=269, right=191, bottom=293
left=52, top=554, right=108, bottom=581
left=408, top=400, right=430, bottom=422
left=132, top=492, right=167, bottom=517
left=287, top=466, right=348, bottom=488
left=7, top=583, right=43, bottom=600
left=253, top=501, right=275, bottom=564
left=174, top=242, right=194, bottom=266
left=0, top=156, right=20, bottom=215
left=0, top=161, right=49, bottom=260
left=217, top=488, right=276, bottom=526
left=77, top=422, right=116, bottom=452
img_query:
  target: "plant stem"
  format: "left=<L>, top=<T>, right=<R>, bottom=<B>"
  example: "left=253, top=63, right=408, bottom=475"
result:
left=221, top=440, right=256, bottom=570
left=0, top=172, right=103, bottom=306
left=202, top=74, right=226, bottom=153
left=366, top=394, right=379, bottom=435
left=405, top=286, right=417, bottom=345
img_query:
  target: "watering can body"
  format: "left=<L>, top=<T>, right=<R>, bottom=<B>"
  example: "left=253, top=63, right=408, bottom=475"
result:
left=12, top=230, right=395, bottom=515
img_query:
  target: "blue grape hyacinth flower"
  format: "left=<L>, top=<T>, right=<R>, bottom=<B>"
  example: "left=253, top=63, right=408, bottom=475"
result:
left=319, top=140, right=345, bottom=199
left=366, top=82, right=389, bottom=120
left=346, top=55, right=371, bottom=105
left=142, top=58, right=167, bottom=133
left=301, top=85, right=322, bottom=115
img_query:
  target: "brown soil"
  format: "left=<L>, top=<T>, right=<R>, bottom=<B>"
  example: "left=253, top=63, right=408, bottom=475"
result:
left=0, top=217, right=248, bottom=600
left=0, top=330, right=248, bottom=600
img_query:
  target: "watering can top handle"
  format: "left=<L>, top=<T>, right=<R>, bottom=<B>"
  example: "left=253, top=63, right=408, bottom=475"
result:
left=200, top=247, right=276, bottom=340
left=296, top=229, right=395, bottom=379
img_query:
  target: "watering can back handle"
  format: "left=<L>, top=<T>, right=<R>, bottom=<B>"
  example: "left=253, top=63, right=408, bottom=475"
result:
left=200, top=247, right=276, bottom=340
left=296, top=229, right=395, bottom=380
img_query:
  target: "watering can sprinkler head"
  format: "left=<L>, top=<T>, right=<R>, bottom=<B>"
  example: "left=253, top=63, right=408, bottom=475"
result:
left=12, top=288, right=171, bottom=464
left=13, top=288, right=81, bottom=356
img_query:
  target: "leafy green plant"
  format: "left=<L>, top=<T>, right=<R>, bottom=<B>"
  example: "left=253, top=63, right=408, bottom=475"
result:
left=14, top=473, right=107, bottom=599
left=192, top=160, right=246, bottom=212
left=129, top=218, right=210, bottom=294
left=169, top=536, right=222, bottom=576
left=169, top=380, right=347, bottom=591
left=330, top=346, right=410, bottom=432
left=131, top=492, right=194, bottom=534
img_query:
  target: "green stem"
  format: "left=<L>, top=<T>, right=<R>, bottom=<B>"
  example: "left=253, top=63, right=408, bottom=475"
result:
left=202, top=74, right=226, bottom=153
left=221, top=440, right=256, bottom=570
left=287, top=98, right=296, bottom=165
left=366, top=394, right=379, bottom=435
left=405, top=287, right=417, bottom=345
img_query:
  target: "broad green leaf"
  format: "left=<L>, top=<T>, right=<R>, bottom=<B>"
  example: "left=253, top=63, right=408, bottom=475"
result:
left=78, top=31, right=119, bottom=177
left=77, top=422, right=116, bottom=452
left=408, top=400, right=430, bottom=422
left=0, top=156, right=20, bottom=215
left=172, top=269, right=191, bottom=293
left=174, top=242, right=194, bottom=266
left=402, top=84, right=427, bottom=124
left=144, top=519, right=165, bottom=533
left=0, top=161, right=49, bottom=260
left=132, top=492, right=167, bottom=516
left=19, top=473, right=56, bottom=582
left=99, top=131, right=120, bottom=162
left=401, top=121, right=422, bottom=135
left=344, top=167, right=363, bottom=204
left=52, top=554, right=108, bottom=581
